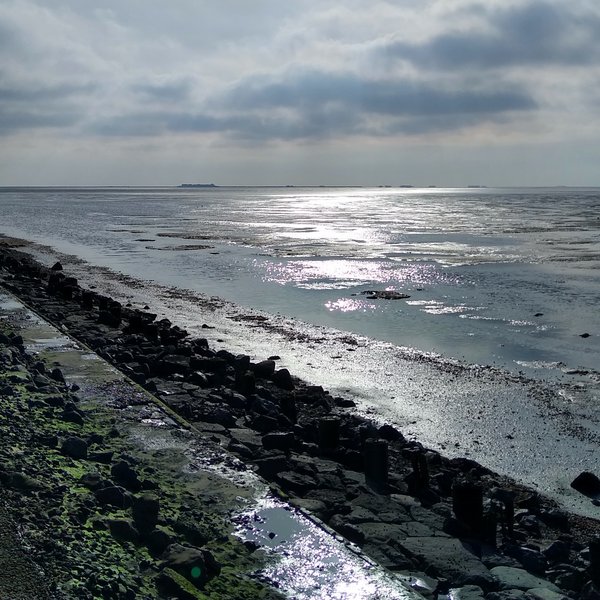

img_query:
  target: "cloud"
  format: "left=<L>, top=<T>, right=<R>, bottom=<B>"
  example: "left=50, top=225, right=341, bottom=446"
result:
left=0, top=76, right=94, bottom=134
left=0, top=109, right=77, bottom=136
left=222, top=70, right=535, bottom=116
left=86, top=69, right=534, bottom=142
left=205, top=69, right=536, bottom=139
left=379, top=2, right=600, bottom=70
left=0, top=0, right=596, bottom=148
left=132, top=79, right=194, bottom=102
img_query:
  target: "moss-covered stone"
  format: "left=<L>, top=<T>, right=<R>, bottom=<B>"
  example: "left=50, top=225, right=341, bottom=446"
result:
left=0, top=311, right=283, bottom=600
left=157, top=567, right=209, bottom=600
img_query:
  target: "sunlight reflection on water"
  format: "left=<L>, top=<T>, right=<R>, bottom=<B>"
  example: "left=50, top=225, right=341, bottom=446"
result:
left=325, top=298, right=378, bottom=313
left=234, top=497, right=417, bottom=600
left=260, top=259, right=448, bottom=291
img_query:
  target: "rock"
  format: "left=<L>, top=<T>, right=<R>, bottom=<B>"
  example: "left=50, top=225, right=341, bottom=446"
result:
left=398, top=572, right=439, bottom=597
left=33, top=374, right=52, bottom=388
left=146, top=526, right=176, bottom=554
left=132, top=493, right=160, bottom=532
left=49, top=367, right=65, bottom=383
left=398, top=537, right=490, bottom=582
left=88, top=451, right=114, bottom=464
left=454, top=572, right=499, bottom=592
left=448, top=584, right=486, bottom=600
left=333, top=396, right=356, bottom=408
left=272, top=368, right=294, bottom=390
left=363, top=542, right=415, bottom=570
left=8, top=472, right=45, bottom=492
left=161, top=543, right=221, bottom=585
left=157, top=568, right=206, bottom=600
left=42, top=395, right=65, bottom=408
left=361, top=290, right=410, bottom=300
left=328, top=515, right=366, bottom=545
left=188, top=370, right=209, bottom=387
left=542, top=541, right=571, bottom=564
left=95, top=485, right=133, bottom=508
left=276, top=471, right=317, bottom=495
left=580, top=582, right=600, bottom=600
left=539, top=509, right=569, bottom=531
left=229, top=428, right=263, bottom=452
left=108, top=519, right=140, bottom=543
left=173, top=518, right=209, bottom=547
left=189, top=356, right=227, bottom=374
left=343, top=505, right=378, bottom=524
left=526, top=589, right=569, bottom=600
left=354, top=522, right=408, bottom=545
left=79, top=472, right=105, bottom=490
left=485, top=592, right=527, bottom=600
left=111, top=460, right=141, bottom=491
left=158, top=354, right=190, bottom=376
left=378, top=423, right=405, bottom=442
left=490, top=567, right=560, bottom=592
left=253, top=455, right=290, bottom=478
left=50, top=261, right=63, bottom=270
left=62, top=409, right=84, bottom=425
left=552, top=566, right=588, bottom=592
left=571, top=472, right=600, bottom=497
left=252, top=359, right=276, bottom=378
left=289, top=497, right=329, bottom=519
left=61, top=436, right=88, bottom=459
left=504, top=544, right=547, bottom=574
left=517, top=514, right=541, bottom=536
left=10, top=334, right=24, bottom=347
left=262, top=432, right=295, bottom=451
left=249, top=413, right=279, bottom=433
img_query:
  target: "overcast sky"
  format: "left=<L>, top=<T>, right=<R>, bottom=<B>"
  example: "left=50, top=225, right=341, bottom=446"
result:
left=1, top=0, right=600, bottom=186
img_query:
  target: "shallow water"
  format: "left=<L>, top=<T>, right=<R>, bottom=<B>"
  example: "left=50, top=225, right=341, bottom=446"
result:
left=234, top=496, right=419, bottom=600
left=1, top=186, right=600, bottom=517
left=1, top=186, right=599, bottom=380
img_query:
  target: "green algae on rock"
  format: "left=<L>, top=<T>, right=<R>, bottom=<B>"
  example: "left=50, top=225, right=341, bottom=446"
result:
left=0, top=304, right=283, bottom=599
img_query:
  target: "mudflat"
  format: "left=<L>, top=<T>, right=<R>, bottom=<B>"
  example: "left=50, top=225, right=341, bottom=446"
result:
left=1, top=241, right=600, bottom=600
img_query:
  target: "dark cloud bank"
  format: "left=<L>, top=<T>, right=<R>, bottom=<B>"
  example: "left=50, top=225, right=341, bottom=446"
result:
left=380, top=2, right=600, bottom=70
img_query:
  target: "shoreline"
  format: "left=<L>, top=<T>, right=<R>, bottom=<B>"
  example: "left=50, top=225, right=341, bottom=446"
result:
left=6, top=233, right=600, bottom=520
left=2, top=237, right=600, bottom=599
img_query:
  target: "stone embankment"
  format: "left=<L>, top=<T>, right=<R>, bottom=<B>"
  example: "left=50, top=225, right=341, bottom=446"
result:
left=0, top=291, right=286, bottom=598
left=1, top=242, right=600, bottom=600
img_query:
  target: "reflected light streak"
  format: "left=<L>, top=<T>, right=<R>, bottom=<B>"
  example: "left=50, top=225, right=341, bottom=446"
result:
left=261, top=259, right=447, bottom=288
left=325, top=298, right=378, bottom=313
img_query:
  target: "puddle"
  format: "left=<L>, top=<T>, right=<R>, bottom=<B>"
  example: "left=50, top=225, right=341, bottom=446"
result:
left=28, top=335, right=75, bottom=351
left=0, top=298, right=23, bottom=311
left=234, top=496, right=419, bottom=600
left=129, top=428, right=189, bottom=452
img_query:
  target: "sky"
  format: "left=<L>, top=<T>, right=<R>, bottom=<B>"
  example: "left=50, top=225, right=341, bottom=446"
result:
left=1, top=0, right=600, bottom=186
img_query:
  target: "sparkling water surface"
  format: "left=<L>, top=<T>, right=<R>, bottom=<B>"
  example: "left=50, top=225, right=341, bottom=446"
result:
left=1, top=186, right=600, bottom=516
left=1, top=186, right=599, bottom=378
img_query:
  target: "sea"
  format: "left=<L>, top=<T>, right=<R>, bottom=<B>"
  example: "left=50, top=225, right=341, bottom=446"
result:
left=1, top=186, right=599, bottom=516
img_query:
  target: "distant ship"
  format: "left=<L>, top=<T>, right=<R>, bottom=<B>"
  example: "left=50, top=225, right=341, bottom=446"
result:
left=179, top=183, right=217, bottom=188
